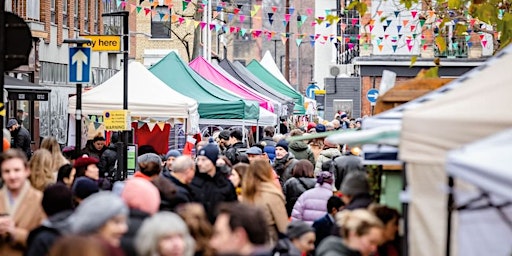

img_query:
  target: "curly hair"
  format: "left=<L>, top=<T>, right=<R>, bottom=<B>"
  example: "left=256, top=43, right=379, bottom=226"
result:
left=29, top=149, right=55, bottom=191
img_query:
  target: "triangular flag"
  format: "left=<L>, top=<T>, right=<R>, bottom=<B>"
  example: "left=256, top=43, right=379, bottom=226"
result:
left=209, top=24, right=215, bottom=30
left=407, top=45, right=413, bottom=51
left=159, top=12, right=165, bottom=20
left=467, top=42, right=473, bottom=48
left=193, top=21, right=200, bottom=28
left=240, top=15, right=246, bottom=23
left=0, top=103, right=5, bottom=117
left=157, top=122, right=165, bottom=131
left=271, top=6, right=278, bottom=12
left=230, top=26, right=236, bottom=33
left=392, top=45, right=397, bottom=52
left=285, top=14, right=291, bottom=22
left=326, top=22, right=331, bottom=28
left=479, top=34, right=485, bottom=40
left=233, top=8, right=240, bottom=15
left=296, top=38, right=303, bottom=46
left=323, top=35, right=329, bottom=41
left=171, top=14, right=178, bottom=23
left=384, top=34, right=389, bottom=39
left=403, top=20, right=409, bottom=26
left=369, top=25, right=374, bottom=32
left=182, top=1, right=188, bottom=10
left=386, top=19, right=392, bottom=26
left=383, top=25, right=388, bottom=31
left=93, top=122, right=102, bottom=130
left=470, top=19, right=476, bottom=27
left=137, top=121, right=145, bottom=129
left=412, top=33, right=417, bottom=39
left=453, top=42, right=459, bottom=49
left=325, top=9, right=331, bottom=16
left=378, top=45, right=384, bottom=51
left=423, top=44, right=428, bottom=50
left=282, top=20, right=288, bottom=27
left=144, top=8, right=151, bottom=15
left=394, top=11, right=400, bottom=17
left=376, top=10, right=383, bottom=16
left=228, top=13, right=234, bottom=21
left=252, top=30, right=262, bottom=38
left=212, top=11, right=219, bottom=18
left=281, top=35, right=288, bottom=44
left=178, top=17, right=185, bottom=24
left=289, top=7, right=295, bottom=15
left=309, top=40, right=315, bottom=47
left=130, top=4, right=136, bottom=13
left=465, top=35, right=471, bottom=41
left=215, top=24, right=222, bottom=32
left=397, top=25, right=402, bottom=32
left=406, top=39, right=412, bottom=45
left=411, top=10, right=418, bottom=19
left=200, top=21, right=207, bottom=29
left=482, top=40, right=488, bottom=47
left=419, top=19, right=425, bottom=27
left=136, top=6, right=142, bottom=13
left=340, top=23, right=347, bottom=31
left=316, top=17, right=324, bottom=25
left=337, top=36, right=342, bottom=42
left=421, top=39, right=426, bottom=45
left=240, top=28, right=247, bottom=36
left=251, top=10, right=257, bottom=17
left=352, top=18, right=359, bottom=25
left=306, top=8, right=313, bottom=16
left=253, top=5, right=261, bottom=13
left=216, top=5, right=222, bottom=12
left=348, top=43, right=354, bottom=49
left=147, top=122, right=156, bottom=132
left=121, top=1, right=127, bottom=9
left=410, top=25, right=416, bottom=31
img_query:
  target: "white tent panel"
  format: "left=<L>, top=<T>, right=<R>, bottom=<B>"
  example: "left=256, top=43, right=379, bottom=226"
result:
left=260, top=50, right=295, bottom=89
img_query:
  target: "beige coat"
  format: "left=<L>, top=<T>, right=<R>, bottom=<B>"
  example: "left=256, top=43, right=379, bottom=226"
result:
left=252, top=182, right=289, bottom=244
left=0, top=181, right=45, bottom=256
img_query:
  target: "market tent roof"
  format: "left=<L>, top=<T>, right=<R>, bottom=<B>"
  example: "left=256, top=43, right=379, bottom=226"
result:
left=260, top=51, right=296, bottom=90
left=189, top=57, right=275, bottom=113
left=246, top=60, right=304, bottom=114
left=199, top=107, right=277, bottom=126
left=399, top=45, right=512, bottom=256
left=149, top=52, right=259, bottom=120
left=446, top=129, right=512, bottom=256
left=68, top=62, right=199, bottom=126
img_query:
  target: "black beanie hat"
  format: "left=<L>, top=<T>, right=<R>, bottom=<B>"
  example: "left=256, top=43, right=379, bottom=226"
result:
left=197, top=143, right=220, bottom=165
left=276, top=139, right=289, bottom=152
left=42, top=183, right=74, bottom=216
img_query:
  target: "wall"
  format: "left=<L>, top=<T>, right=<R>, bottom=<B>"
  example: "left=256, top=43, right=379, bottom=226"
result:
left=314, top=0, right=337, bottom=89
left=324, top=77, right=362, bottom=119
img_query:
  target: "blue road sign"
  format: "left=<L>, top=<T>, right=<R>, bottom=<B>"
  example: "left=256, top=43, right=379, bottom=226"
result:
left=305, top=84, right=320, bottom=98
left=69, top=47, right=91, bottom=83
left=367, top=89, right=379, bottom=103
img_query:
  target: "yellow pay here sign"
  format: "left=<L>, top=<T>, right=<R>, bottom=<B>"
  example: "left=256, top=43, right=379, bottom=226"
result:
left=82, top=35, right=121, bottom=51
left=103, top=110, right=131, bottom=131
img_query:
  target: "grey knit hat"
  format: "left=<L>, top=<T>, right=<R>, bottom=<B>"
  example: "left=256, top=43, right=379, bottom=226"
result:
left=287, top=221, right=315, bottom=239
left=70, top=191, right=128, bottom=235
left=341, top=171, right=369, bottom=196
left=137, top=153, right=162, bottom=166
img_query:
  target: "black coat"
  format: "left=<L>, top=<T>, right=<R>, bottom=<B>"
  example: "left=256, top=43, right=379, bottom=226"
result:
left=283, top=177, right=316, bottom=216
left=98, top=144, right=118, bottom=180
left=273, top=154, right=298, bottom=186
left=344, top=193, right=373, bottom=211
left=162, top=170, right=195, bottom=210
left=190, top=169, right=237, bottom=223
left=25, top=210, right=72, bottom=256
left=121, top=209, right=150, bottom=256
left=11, top=126, right=31, bottom=159
left=312, top=214, right=336, bottom=247
left=332, top=155, right=363, bottom=190
left=316, top=236, right=361, bottom=256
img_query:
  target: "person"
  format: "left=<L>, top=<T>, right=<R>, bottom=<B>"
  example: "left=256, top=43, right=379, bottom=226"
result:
left=369, top=204, right=401, bottom=256
left=134, top=153, right=163, bottom=180
left=282, top=159, right=316, bottom=217
left=332, top=120, right=341, bottom=130
left=280, top=117, right=289, bottom=134
left=260, top=126, right=277, bottom=162
left=120, top=178, right=161, bottom=256
left=246, top=146, right=264, bottom=163
left=70, top=191, right=129, bottom=252
left=291, top=171, right=334, bottom=225
left=81, top=135, right=106, bottom=160
left=273, top=139, right=299, bottom=186
left=162, top=156, right=195, bottom=210
left=48, top=235, right=109, bottom=256
left=288, top=129, right=316, bottom=166
left=61, top=146, right=78, bottom=166
left=340, top=172, right=372, bottom=210
left=217, top=130, right=232, bottom=153
left=26, top=184, right=74, bottom=256
left=73, top=154, right=110, bottom=190
left=135, top=211, right=196, bottom=256
left=28, top=149, right=55, bottom=191
left=176, top=203, right=215, bottom=256
left=230, top=162, right=249, bottom=200
left=162, top=149, right=181, bottom=175
left=40, top=136, right=69, bottom=175
left=7, top=119, right=32, bottom=159
left=225, top=129, right=246, bottom=165
left=98, top=132, right=119, bottom=182
left=312, top=196, right=344, bottom=247
left=273, top=221, right=316, bottom=256
left=0, top=149, right=45, bottom=256
left=316, top=209, right=384, bottom=256
left=71, top=176, right=100, bottom=205
left=332, top=152, right=364, bottom=190
left=216, top=155, right=233, bottom=177
left=190, top=142, right=237, bottom=223
left=16, top=109, right=25, bottom=128
left=314, top=139, right=341, bottom=175
left=56, top=163, right=75, bottom=188
left=210, top=202, right=272, bottom=255
left=242, top=159, right=288, bottom=244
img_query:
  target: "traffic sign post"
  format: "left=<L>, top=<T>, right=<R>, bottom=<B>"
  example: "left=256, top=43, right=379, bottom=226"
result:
left=305, top=84, right=320, bottom=98
left=69, top=47, right=91, bottom=83
left=367, top=89, right=379, bottom=106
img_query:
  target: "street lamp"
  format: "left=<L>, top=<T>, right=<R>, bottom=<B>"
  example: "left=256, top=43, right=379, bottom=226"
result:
left=102, top=11, right=129, bottom=180
left=63, top=38, right=92, bottom=156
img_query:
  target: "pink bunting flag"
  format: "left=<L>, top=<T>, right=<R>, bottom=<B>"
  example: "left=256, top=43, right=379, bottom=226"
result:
left=306, top=8, right=313, bottom=16
left=407, top=45, right=413, bottom=51
left=411, top=10, right=418, bottom=19
left=209, top=24, right=215, bottom=31
left=323, top=35, right=328, bottom=41
left=252, top=30, right=262, bottom=38
left=376, top=10, right=383, bottom=16
left=230, top=26, right=236, bottom=33
left=130, top=4, right=136, bottom=13
left=470, top=19, right=476, bottom=27
left=200, top=21, right=207, bottom=30
left=340, top=23, right=347, bottom=31
left=178, top=17, right=184, bottom=24
left=271, top=6, right=278, bottom=13
left=311, top=22, right=317, bottom=27
left=348, top=43, right=354, bottom=49
left=482, top=40, right=488, bottom=47
left=285, top=14, right=291, bottom=22
left=239, top=15, right=245, bottom=23
left=121, top=1, right=127, bottom=9
left=410, top=25, right=416, bottom=32
left=351, top=18, right=359, bottom=25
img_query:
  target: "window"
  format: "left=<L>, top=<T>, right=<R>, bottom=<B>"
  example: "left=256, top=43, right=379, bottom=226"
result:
left=51, top=0, right=56, bottom=23
left=74, top=0, right=79, bottom=29
left=94, top=0, right=99, bottom=33
left=27, top=0, right=40, bottom=20
left=63, top=0, right=69, bottom=27
left=84, top=0, right=89, bottom=32
left=151, top=5, right=171, bottom=38
left=39, top=62, right=68, bottom=84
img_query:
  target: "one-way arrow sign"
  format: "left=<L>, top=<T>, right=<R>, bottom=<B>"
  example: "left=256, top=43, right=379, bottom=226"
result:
left=69, top=47, right=91, bottom=83
left=367, top=88, right=379, bottom=105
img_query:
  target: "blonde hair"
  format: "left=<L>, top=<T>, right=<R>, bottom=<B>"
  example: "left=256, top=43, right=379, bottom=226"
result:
left=176, top=203, right=214, bottom=256
left=242, top=159, right=277, bottom=203
left=29, top=149, right=55, bottom=191
left=336, top=209, right=384, bottom=238
left=40, top=136, right=69, bottom=173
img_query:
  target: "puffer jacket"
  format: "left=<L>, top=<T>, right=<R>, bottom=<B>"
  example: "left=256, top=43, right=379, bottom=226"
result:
left=273, top=153, right=299, bottom=186
left=98, top=144, right=118, bottom=180
left=288, top=141, right=315, bottom=166
left=314, top=148, right=341, bottom=175
left=283, top=177, right=316, bottom=216
left=291, top=182, right=333, bottom=225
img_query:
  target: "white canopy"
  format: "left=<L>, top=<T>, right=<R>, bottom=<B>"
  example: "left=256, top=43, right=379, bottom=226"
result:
left=260, top=51, right=295, bottom=89
left=399, top=44, right=512, bottom=256
left=68, top=62, right=199, bottom=129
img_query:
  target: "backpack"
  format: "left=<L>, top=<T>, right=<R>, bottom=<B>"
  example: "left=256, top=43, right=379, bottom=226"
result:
left=225, top=147, right=244, bottom=165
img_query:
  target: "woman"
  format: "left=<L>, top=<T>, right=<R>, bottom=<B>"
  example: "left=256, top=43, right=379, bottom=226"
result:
left=82, top=135, right=106, bottom=160
left=135, top=211, right=195, bottom=256
left=28, top=149, right=55, bottom=191
left=229, top=162, right=248, bottom=200
left=56, top=164, right=75, bottom=188
left=283, top=160, right=317, bottom=216
left=316, top=209, right=384, bottom=256
left=49, top=236, right=109, bottom=256
left=70, top=191, right=129, bottom=253
left=369, top=204, right=400, bottom=256
left=176, top=203, right=214, bottom=256
left=73, top=155, right=110, bottom=190
left=40, top=136, right=69, bottom=176
left=242, top=159, right=288, bottom=245
left=291, top=171, right=334, bottom=225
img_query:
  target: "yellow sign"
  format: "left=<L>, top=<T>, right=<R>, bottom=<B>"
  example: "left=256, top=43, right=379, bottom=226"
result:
left=314, top=89, right=326, bottom=95
left=103, top=110, right=130, bottom=131
left=82, top=35, right=121, bottom=51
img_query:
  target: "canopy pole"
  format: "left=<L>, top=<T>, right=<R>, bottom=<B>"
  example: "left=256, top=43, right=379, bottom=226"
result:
left=402, top=162, right=409, bottom=256
left=256, top=120, right=260, bottom=143
left=446, top=176, right=454, bottom=256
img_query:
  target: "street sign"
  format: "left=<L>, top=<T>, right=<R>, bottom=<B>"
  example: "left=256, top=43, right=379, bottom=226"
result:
left=81, top=35, right=121, bottom=51
left=69, top=47, right=91, bottom=83
left=367, top=89, right=379, bottom=105
left=104, top=110, right=131, bottom=131
left=305, top=84, right=320, bottom=98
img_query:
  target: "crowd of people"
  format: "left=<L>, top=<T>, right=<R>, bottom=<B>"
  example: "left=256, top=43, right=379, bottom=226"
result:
left=0, top=114, right=401, bottom=256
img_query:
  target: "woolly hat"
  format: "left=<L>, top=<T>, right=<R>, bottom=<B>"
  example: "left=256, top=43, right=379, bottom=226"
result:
left=341, top=171, right=369, bottom=196
left=72, top=177, right=100, bottom=200
left=197, top=143, right=219, bottom=165
left=323, top=138, right=338, bottom=149
left=315, top=124, right=326, bottom=133
left=121, top=178, right=161, bottom=215
left=165, top=150, right=181, bottom=159
left=316, top=171, right=334, bottom=185
left=307, top=122, right=317, bottom=132
left=339, top=112, right=348, bottom=119
left=70, top=191, right=128, bottom=235
left=7, top=119, right=17, bottom=129
left=276, top=139, right=289, bottom=152
left=287, top=221, right=315, bottom=239
left=137, top=153, right=162, bottom=166
left=73, top=155, right=99, bottom=169
left=42, top=183, right=74, bottom=216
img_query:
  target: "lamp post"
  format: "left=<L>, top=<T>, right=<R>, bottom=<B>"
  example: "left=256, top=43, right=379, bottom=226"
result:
left=63, top=38, right=92, bottom=157
left=102, top=11, right=129, bottom=180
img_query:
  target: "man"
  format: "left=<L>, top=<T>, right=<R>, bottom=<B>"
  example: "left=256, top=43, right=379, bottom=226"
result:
left=272, top=140, right=298, bottom=186
left=312, top=196, right=344, bottom=246
left=0, top=149, right=45, bottom=256
left=225, top=129, right=246, bottom=165
left=190, top=142, right=237, bottom=223
left=161, top=149, right=181, bottom=176
left=164, top=156, right=195, bottom=210
left=332, top=151, right=363, bottom=190
left=246, top=146, right=264, bottom=163
left=217, top=130, right=231, bottom=152
left=7, top=119, right=32, bottom=159
left=260, top=126, right=277, bottom=163
left=210, top=202, right=271, bottom=256
left=98, top=132, right=119, bottom=182
left=340, top=171, right=372, bottom=210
